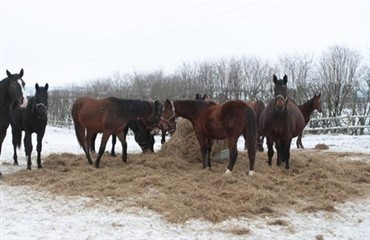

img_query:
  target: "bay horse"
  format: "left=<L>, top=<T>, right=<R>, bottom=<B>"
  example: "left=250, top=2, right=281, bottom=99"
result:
left=91, top=119, right=155, bottom=155
left=72, top=96, right=163, bottom=168
left=173, top=99, right=257, bottom=175
left=90, top=99, right=176, bottom=154
left=11, top=83, right=49, bottom=170
left=259, top=75, right=305, bottom=169
left=296, top=93, right=322, bottom=148
left=244, top=100, right=265, bottom=151
left=0, top=69, right=28, bottom=177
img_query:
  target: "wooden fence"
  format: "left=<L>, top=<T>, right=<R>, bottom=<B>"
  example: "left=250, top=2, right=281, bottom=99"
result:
left=304, top=115, right=370, bottom=135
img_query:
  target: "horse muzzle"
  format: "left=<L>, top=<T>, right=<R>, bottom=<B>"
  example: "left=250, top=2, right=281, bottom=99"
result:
left=275, top=95, right=288, bottom=112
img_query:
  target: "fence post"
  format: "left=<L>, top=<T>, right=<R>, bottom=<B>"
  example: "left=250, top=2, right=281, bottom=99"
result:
left=347, top=115, right=350, bottom=135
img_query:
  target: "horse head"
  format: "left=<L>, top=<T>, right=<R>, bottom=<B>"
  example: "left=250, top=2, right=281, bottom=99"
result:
left=273, top=74, right=289, bottom=112
left=160, top=99, right=177, bottom=135
left=34, top=83, right=49, bottom=119
left=141, top=99, right=164, bottom=133
left=313, top=93, right=322, bottom=113
left=6, top=69, right=28, bottom=108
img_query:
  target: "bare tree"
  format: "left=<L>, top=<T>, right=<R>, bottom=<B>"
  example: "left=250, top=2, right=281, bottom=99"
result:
left=316, top=46, right=362, bottom=117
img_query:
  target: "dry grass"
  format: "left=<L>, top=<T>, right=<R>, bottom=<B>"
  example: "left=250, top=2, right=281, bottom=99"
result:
left=3, top=119, right=370, bottom=224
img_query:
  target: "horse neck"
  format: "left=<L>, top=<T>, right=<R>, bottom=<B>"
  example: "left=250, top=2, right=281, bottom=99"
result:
left=299, top=99, right=315, bottom=120
left=173, top=100, right=204, bottom=121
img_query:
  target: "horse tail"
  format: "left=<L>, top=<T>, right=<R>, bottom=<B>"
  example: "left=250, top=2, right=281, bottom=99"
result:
left=71, top=99, right=85, bottom=149
left=245, top=105, right=257, bottom=175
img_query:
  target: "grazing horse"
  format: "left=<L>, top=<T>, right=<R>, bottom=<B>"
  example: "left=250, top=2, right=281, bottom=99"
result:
left=91, top=99, right=176, bottom=154
left=11, top=83, right=49, bottom=170
left=71, top=96, right=163, bottom=168
left=244, top=100, right=265, bottom=151
left=0, top=69, right=28, bottom=177
left=173, top=99, right=257, bottom=175
left=259, top=75, right=305, bottom=169
left=159, top=99, right=177, bottom=144
left=296, top=93, right=322, bottom=148
left=91, top=119, right=155, bottom=155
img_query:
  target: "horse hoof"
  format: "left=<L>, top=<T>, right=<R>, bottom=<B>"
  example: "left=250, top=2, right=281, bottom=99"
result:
left=13, top=163, right=18, bottom=166
left=248, top=170, right=255, bottom=176
left=224, top=169, right=232, bottom=175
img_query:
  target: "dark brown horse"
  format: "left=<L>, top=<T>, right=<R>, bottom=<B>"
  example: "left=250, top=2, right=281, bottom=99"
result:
left=244, top=100, right=265, bottom=151
left=259, top=75, right=305, bottom=169
left=173, top=99, right=257, bottom=175
left=71, top=96, right=163, bottom=168
left=0, top=69, right=28, bottom=177
left=296, top=93, right=322, bottom=148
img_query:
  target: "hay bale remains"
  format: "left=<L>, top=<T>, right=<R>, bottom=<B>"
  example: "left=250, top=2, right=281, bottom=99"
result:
left=159, top=118, right=228, bottom=163
left=315, top=143, right=329, bottom=150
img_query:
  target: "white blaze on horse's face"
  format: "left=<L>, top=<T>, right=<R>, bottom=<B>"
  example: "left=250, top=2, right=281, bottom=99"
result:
left=18, top=79, right=28, bottom=108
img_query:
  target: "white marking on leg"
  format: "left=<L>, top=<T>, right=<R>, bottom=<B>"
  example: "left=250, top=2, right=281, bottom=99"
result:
left=248, top=170, right=255, bottom=176
left=224, top=169, right=232, bottom=175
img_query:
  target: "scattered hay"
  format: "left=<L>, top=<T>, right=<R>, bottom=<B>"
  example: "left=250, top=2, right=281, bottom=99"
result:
left=3, top=150, right=370, bottom=224
left=3, top=120, right=370, bottom=224
left=315, top=143, right=329, bottom=150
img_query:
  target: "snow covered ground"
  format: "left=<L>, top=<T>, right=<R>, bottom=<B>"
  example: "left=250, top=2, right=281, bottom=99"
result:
left=1, top=126, right=370, bottom=240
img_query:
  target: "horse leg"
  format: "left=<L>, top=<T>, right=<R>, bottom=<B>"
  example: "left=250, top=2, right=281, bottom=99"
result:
left=275, top=140, right=283, bottom=166
left=11, top=127, right=21, bottom=166
left=110, top=134, right=117, bottom=157
left=161, top=129, right=166, bottom=144
left=297, top=133, right=304, bottom=149
left=225, top=137, right=238, bottom=174
left=257, top=133, right=264, bottom=152
left=206, top=138, right=213, bottom=169
left=150, top=134, right=155, bottom=152
left=24, top=132, right=33, bottom=170
left=91, top=132, right=97, bottom=153
left=36, top=131, right=45, bottom=169
left=115, top=131, right=127, bottom=163
left=0, top=126, right=8, bottom=156
left=84, top=130, right=94, bottom=165
left=282, top=139, right=292, bottom=169
left=94, top=132, right=110, bottom=168
left=266, top=137, right=274, bottom=166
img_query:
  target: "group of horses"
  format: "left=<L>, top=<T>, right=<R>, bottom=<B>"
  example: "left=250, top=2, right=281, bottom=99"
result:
left=0, top=69, right=322, bottom=178
left=0, top=69, right=49, bottom=177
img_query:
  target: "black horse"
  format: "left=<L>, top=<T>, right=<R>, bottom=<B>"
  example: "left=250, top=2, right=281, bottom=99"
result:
left=0, top=69, right=28, bottom=177
left=11, top=83, right=49, bottom=170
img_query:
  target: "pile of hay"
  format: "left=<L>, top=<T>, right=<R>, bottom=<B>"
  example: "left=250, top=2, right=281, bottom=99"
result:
left=159, top=118, right=228, bottom=163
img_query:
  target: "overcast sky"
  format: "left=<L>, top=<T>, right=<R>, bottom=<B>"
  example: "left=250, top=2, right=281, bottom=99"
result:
left=1, top=0, right=369, bottom=88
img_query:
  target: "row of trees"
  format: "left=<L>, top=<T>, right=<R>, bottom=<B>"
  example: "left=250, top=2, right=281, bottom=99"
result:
left=48, top=45, right=370, bottom=133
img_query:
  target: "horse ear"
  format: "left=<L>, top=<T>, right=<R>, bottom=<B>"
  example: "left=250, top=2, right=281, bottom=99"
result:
left=19, top=69, right=24, bottom=77
left=45, top=83, right=49, bottom=91
left=166, top=98, right=171, bottom=105
left=283, top=75, right=288, bottom=84
left=318, top=93, right=321, bottom=97
left=6, top=70, right=11, bottom=77
left=35, top=83, right=39, bottom=90
left=203, top=94, right=207, bottom=100
left=273, top=75, right=278, bottom=83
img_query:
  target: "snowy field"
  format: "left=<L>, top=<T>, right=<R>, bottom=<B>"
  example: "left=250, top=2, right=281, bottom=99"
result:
left=1, top=126, right=370, bottom=240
